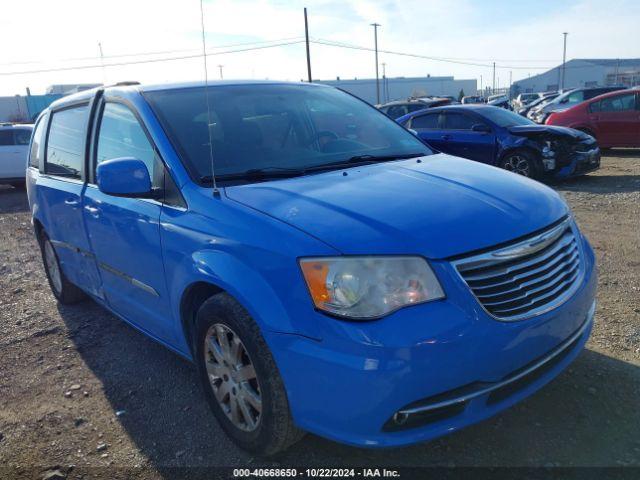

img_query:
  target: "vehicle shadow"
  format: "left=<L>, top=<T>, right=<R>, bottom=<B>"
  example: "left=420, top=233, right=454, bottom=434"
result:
left=56, top=301, right=640, bottom=475
left=0, top=187, right=29, bottom=214
left=604, top=148, right=640, bottom=158
left=553, top=174, right=640, bottom=194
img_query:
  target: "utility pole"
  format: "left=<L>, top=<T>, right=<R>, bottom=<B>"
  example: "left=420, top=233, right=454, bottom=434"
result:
left=381, top=62, right=387, bottom=102
left=371, top=23, right=381, bottom=104
left=480, top=74, right=483, bottom=96
left=98, top=42, right=106, bottom=85
left=492, top=62, right=496, bottom=94
left=217, top=65, right=224, bottom=79
left=304, top=8, right=312, bottom=82
left=561, top=32, right=568, bottom=90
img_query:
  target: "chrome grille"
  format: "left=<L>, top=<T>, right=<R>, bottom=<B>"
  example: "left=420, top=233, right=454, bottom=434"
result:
left=453, top=218, right=582, bottom=321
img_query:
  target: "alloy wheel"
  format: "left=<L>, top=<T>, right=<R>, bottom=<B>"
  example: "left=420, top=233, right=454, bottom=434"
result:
left=204, top=323, right=262, bottom=431
left=44, top=240, right=62, bottom=295
left=503, top=155, right=531, bottom=177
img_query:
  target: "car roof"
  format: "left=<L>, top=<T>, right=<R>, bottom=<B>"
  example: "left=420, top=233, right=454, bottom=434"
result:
left=48, top=80, right=328, bottom=110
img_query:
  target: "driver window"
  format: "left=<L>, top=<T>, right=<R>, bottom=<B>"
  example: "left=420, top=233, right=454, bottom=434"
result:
left=96, top=102, right=161, bottom=187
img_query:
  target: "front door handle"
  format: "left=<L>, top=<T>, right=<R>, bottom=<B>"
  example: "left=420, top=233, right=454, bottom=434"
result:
left=441, top=134, right=451, bottom=141
left=64, top=198, right=80, bottom=207
left=84, top=205, right=100, bottom=218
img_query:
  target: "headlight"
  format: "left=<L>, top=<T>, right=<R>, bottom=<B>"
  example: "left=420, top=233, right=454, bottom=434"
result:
left=299, top=256, right=444, bottom=319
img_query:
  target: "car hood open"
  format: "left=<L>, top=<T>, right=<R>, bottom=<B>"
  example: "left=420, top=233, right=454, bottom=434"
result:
left=225, top=154, right=568, bottom=259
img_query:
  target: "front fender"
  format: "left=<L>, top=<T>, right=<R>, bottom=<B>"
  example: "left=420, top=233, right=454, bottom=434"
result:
left=167, top=246, right=323, bottom=355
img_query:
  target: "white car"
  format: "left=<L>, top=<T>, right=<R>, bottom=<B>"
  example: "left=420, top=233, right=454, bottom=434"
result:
left=0, top=123, right=33, bottom=188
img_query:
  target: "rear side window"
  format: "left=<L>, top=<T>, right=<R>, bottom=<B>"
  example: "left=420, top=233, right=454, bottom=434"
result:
left=30, top=116, right=47, bottom=168
left=599, top=94, right=637, bottom=113
left=46, top=105, right=88, bottom=179
left=444, top=112, right=476, bottom=130
left=0, top=130, right=13, bottom=146
left=411, top=113, right=440, bottom=129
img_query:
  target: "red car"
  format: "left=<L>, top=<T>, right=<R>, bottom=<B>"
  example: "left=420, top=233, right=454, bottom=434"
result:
left=546, top=89, right=640, bottom=148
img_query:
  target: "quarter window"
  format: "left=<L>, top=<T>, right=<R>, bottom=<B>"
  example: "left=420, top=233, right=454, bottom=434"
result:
left=30, top=116, right=47, bottom=168
left=46, top=105, right=88, bottom=179
left=96, top=102, right=162, bottom=187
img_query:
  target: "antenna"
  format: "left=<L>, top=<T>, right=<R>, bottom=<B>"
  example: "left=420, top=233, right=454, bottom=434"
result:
left=199, top=0, right=219, bottom=195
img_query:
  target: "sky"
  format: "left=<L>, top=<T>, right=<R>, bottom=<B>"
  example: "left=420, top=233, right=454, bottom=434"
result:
left=0, top=0, right=638, bottom=96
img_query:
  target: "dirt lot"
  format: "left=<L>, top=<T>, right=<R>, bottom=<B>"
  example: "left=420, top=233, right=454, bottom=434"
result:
left=1, top=153, right=639, bottom=479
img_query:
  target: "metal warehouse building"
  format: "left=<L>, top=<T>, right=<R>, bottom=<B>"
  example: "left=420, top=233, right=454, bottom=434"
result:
left=513, top=58, right=640, bottom=94
left=318, top=75, right=477, bottom=105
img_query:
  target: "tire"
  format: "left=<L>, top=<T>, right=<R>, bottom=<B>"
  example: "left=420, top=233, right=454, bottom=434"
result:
left=38, top=231, right=86, bottom=304
left=499, top=150, right=541, bottom=180
left=194, top=293, right=304, bottom=455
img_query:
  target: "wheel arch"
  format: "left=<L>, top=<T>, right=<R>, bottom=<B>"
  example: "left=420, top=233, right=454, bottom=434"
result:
left=179, top=280, right=225, bottom=357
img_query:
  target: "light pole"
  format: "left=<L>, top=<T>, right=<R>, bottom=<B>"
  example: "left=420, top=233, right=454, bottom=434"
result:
left=561, top=32, right=568, bottom=90
left=371, top=23, right=381, bottom=104
left=217, top=65, right=224, bottom=79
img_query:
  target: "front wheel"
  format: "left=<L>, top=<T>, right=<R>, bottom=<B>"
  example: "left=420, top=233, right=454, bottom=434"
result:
left=499, top=150, right=540, bottom=179
left=194, top=293, right=304, bottom=455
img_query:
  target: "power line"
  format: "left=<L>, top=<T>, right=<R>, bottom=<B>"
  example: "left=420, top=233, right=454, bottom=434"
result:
left=0, top=40, right=306, bottom=76
left=310, top=38, right=608, bottom=71
left=0, top=37, right=306, bottom=67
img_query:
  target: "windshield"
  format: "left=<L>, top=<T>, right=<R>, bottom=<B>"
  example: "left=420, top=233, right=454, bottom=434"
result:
left=479, top=106, right=536, bottom=127
left=144, top=84, right=432, bottom=182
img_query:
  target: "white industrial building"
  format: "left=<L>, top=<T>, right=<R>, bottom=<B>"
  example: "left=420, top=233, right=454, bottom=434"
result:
left=318, top=75, right=477, bottom=104
left=513, top=58, right=640, bottom=94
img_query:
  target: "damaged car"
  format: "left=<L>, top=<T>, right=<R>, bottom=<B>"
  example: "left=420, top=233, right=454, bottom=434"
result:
left=396, top=104, right=600, bottom=180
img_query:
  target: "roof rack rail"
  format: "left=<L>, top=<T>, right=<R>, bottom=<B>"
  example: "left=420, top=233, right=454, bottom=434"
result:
left=108, top=81, right=141, bottom=87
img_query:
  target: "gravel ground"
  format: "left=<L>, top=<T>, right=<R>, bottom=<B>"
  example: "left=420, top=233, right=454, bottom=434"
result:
left=0, top=153, right=639, bottom=479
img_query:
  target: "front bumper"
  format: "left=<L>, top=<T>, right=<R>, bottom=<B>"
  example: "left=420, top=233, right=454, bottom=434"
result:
left=268, top=235, right=597, bottom=448
left=551, top=147, right=601, bottom=179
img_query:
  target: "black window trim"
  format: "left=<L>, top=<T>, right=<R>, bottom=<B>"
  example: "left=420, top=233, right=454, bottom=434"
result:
left=89, top=95, right=187, bottom=210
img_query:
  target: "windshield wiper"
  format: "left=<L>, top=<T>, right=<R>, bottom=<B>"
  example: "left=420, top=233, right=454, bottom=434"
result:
left=304, top=152, right=427, bottom=172
left=199, top=152, right=427, bottom=184
left=202, top=167, right=306, bottom=183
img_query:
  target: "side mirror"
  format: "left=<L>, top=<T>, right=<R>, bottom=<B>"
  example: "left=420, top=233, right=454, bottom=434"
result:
left=471, top=123, right=491, bottom=133
left=96, top=157, right=152, bottom=197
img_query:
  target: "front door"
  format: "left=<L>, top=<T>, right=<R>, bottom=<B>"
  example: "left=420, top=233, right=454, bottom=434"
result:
left=82, top=100, right=173, bottom=342
left=441, top=112, right=496, bottom=164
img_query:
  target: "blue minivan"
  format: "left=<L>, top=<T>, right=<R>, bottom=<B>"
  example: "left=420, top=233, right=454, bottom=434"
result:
left=27, top=81, right=597, bottom=454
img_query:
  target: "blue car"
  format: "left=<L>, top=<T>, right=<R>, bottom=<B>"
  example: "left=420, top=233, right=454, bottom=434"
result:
left=396, top=105, right=601, bottom=180
left=27, top=81, right=596, bottom=454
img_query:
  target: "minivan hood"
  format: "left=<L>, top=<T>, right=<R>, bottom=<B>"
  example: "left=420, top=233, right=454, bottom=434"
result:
left=225, top=154, right=568, bottom=259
